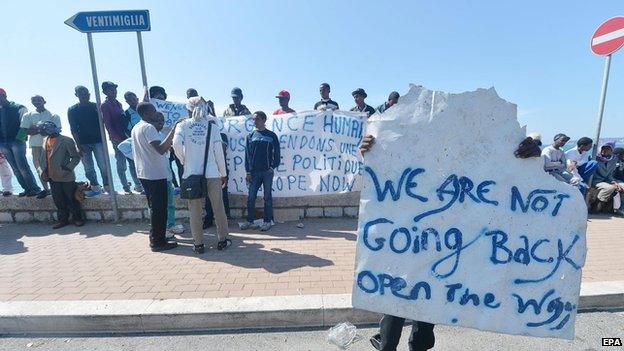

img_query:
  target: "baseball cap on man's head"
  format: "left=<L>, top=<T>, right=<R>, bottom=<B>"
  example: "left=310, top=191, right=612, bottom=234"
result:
left=388, top=91, right=400, bottom=100
left=231, top=87, right=243, bottom=98
left=352, top=88, right=367, bottom=98
left=553, top=133, right=570, bottom=142
left=101, top=81, right=118, bottom=92
left=276, top=90, right=290, bottom=99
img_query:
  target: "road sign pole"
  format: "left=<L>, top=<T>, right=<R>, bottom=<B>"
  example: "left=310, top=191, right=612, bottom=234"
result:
left=592, top=54, right=612, bottom=157
left=86, top=32, right=120, bottom=222
left=136, top=31, right=148, bottom=88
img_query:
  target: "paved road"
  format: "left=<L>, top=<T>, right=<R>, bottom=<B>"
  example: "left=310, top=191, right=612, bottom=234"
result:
left=1, top=311, right=622, bottom=350
left=2, top=215, right=623, bottom=302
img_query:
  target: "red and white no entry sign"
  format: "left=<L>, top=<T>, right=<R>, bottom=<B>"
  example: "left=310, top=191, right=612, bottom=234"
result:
left=591, top=16, right=624, bottom=56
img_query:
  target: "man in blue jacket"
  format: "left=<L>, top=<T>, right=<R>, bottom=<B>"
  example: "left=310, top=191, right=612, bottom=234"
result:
left=240, top=111, right=280, bottom=232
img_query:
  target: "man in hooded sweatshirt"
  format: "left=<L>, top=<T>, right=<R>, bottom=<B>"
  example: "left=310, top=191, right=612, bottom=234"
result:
left=592, top=142, right=624, bottom=216
left=173, top=97, right=231, bottom=253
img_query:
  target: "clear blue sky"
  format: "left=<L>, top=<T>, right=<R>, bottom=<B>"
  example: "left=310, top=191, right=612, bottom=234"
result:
left=2, top=1, right=623, bottom=142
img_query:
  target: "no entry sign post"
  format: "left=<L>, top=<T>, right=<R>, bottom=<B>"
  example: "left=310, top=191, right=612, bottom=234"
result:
left=65, top=10, right=151, bottom=221
left=590, top=16, right=624, bottom=157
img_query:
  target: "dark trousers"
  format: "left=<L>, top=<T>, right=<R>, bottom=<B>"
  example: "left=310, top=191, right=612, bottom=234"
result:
left=204, top=186, right=230, bottom=225
left=375, top=315, right=435, bottom=351
left=50, top=181, right=83, bottom=223
left=140, top=178, right=168, bottom=246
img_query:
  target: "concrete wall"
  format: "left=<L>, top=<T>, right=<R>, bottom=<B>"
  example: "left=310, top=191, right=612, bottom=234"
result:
left=0, top=193, right=361, bottom=223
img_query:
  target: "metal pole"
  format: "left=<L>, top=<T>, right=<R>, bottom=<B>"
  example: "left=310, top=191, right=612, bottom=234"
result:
left=592, top=54, right=612, bottom=157
left=86, top=32, right=119, bottom=222
left=136, top=31, right=148, bottom=88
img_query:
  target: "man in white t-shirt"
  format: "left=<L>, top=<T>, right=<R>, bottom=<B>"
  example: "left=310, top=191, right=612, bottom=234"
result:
left=132, top=102, right=179, bottom=252
left=541, top=133, right=571, bottom=183
left=565, top=137, right=597, bottom=191
left=20, top=95, right=61, bottom=198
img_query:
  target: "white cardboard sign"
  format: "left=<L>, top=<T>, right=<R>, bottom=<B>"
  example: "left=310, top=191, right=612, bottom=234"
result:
left=218, top=110, right=365, bottom=197
left=148, top=99, right=366, bottom=197
left=352, top=86, right=587, bottom=340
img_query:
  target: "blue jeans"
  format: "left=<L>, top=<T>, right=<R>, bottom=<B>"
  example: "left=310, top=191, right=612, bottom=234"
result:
left=578, top=161, right=598, bottom=183
left=80, top=143, right=109, bottom=187
left=167, top=180, right=175, bottom=228
left=247, top=170, right=274, bottom=223
left=0, top=141, right=40, bottom=193
left=112, top=141, right=140, bottom=190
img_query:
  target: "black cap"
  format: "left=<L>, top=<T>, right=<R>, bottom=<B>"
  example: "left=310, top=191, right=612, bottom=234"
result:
left=388, top=91, right=400, bottom=100
left=101, top=81, right=118, bottom=92
left=231, top=87, right=243, bottom=98
left=352, top=88, right=367, bottom=98
left=320, top=82, right=330, bottom=90
left=553, top=133, right=570, bottom=142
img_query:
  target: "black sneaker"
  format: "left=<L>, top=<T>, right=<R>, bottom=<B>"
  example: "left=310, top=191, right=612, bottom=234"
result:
left=193, top=244, right=205, bottom=254
left=614, top=209, right=624, bottom=217
left=369, top=334, right=382, bottom=350
left=151, top=241, right=178, bottom=252
left=36, top=190, right=49, bottom=199
left=26, top=190, right=40, bottom=197
left=217, top=239, right=232, bottom=251
left=18, top=191, right=27, bottom=197
left=2, top=191, right=11, bottom=197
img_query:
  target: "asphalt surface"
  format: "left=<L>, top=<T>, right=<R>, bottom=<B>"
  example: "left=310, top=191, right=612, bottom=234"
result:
left=0, top=311, right=622, bottom=350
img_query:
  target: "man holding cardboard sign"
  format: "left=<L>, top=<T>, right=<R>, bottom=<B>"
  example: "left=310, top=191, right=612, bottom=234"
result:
left=354, top=85, right=587, bottom=348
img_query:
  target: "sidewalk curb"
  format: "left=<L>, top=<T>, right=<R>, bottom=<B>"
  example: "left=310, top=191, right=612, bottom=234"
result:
left=1, top=282, right=622, bottom=335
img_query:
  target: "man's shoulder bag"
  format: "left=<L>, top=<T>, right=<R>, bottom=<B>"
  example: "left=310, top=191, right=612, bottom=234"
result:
left=180, top=121, right=212, bottom=199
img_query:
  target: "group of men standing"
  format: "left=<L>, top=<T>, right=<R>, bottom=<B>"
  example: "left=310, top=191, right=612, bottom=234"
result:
left=0, top=82, right=399, bottom=230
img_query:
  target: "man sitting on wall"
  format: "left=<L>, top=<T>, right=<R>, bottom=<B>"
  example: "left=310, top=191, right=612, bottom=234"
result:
left=592, top=142, right=624, bottom=216
left=565, top=137, right=597, bottom=193
left=541, top=133, right=571, bottom=183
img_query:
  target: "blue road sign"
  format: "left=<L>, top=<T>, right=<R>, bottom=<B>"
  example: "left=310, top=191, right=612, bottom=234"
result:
left=65, top=10, right=150, bottom=33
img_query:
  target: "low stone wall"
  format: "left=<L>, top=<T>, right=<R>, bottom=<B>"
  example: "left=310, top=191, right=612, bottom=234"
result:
left=0, top=192, right=361, bottom=223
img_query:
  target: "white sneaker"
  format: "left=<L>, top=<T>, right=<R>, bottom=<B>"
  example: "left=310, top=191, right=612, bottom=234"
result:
left=260, top=222, right=272, bottom=231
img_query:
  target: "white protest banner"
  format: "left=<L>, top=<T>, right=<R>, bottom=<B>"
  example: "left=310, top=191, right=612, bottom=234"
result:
left=150, top=98, right=188, bottom=129
left=352, top=85, right=587, bottom=339
left=218, top=110, right=365, bottom=197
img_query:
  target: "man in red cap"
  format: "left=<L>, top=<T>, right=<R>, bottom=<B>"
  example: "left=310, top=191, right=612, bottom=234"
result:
left=273, top=90, right=295, bottom=115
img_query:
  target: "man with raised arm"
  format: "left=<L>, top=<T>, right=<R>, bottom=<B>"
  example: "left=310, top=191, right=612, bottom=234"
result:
left=132, top=102, right=179, bottom=252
